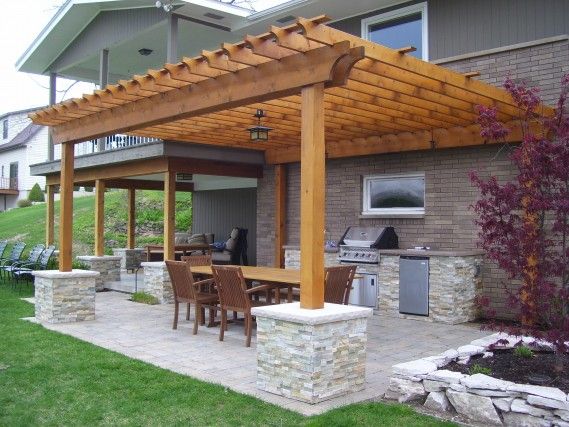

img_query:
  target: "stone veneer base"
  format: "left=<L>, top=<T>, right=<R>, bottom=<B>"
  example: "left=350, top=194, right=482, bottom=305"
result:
left=252, top=303, right=373, bottom=404
left=141, top=262, right=173, bottom=304
left=76, top=255, right=121, bottom=291
left=385, top=333, right=569, bottom=426
left=112, top=248, right=145, bottom=270
left=33, top=269, right=99, bottom=323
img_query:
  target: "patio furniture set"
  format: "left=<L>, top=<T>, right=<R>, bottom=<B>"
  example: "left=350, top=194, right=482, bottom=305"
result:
left=165, top=254, right=357, bottom=347
left=0, top=241, right=56, bottom=286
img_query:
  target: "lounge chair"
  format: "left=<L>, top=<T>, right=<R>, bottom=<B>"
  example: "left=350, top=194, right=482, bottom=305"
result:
left=0, top=242, right=27, bottom=279
left=324, top=265, right=357, bottom=305
left=3, top=244, right=44, bottom=279
left=12, top=246, right=56, bottom=284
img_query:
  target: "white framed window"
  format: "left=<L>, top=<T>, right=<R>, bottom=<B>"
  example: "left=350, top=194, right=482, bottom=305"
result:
left=362, top=173, right=425, bottom=217
left=361, top=2, right=428, bottom=60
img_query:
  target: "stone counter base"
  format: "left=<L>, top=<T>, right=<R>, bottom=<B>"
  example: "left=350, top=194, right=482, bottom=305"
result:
left=385, top=333, right=569, bottom=426
left=112, top=248, right=145, bottom=270
left=76, top=255, right=121, bottom=291
left=141, top=262, right=173, bottom=304
left=253, top=303, right=373, bottom=404
left=33, top=270, right=99, bottom=323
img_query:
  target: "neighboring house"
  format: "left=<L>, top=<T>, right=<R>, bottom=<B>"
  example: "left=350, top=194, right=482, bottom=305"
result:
left=0, top=108, right=51, bottom=210
left=18, top=0, right=569, bottom=314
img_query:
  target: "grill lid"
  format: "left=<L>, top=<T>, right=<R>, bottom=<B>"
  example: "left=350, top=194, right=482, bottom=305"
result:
left=339, top=226, right=399, bottom=249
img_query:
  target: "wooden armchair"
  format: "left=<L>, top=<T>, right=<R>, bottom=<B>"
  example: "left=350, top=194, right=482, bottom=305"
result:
left=165, top=260, right=219, bottom=335
left=324, top=265, right=357, bottom=305
left=211, top=265, right=275, bottom=347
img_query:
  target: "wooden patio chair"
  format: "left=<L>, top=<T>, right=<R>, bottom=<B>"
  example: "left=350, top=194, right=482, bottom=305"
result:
left=324, top=265, right=357, bottom=305
left=165, top=260, right=219, bottom=335
left=181, top=254, right=212, bottom=267
left=211, top=265, right=275, bottom=347
left=181, top=254, right=213, bottom=321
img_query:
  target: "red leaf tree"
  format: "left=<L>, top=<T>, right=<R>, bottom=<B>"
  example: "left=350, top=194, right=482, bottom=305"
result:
left=470, top=75, right=569, bottom=352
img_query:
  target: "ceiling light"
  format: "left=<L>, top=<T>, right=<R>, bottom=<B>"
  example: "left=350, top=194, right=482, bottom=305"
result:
left=155, top=0, right=174, bottom=12
left=138, top=48, right=153, bottom=56
left=248, top=109, right=272, bottom=142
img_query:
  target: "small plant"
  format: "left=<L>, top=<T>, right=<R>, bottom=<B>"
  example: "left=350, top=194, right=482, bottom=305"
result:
left=71, top=260, right=90, bottom=270
left=130, top=292, right=159, bottom=305
left=28, top=183, right=45, bottom=202
left=469, top=364, right=492, bottom=375
left=16, top=199, right=32, bottom=208
left=514, top=346, right=535, bottom=358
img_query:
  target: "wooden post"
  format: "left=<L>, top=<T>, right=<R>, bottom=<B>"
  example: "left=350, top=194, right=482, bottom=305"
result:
left=274, top=164, right=287, bottom=268
left=127, top=187, right=135, bottom=249
left=94, top=180, right=105, bottom=256
left=45, top=184, right=55, bottom=247
left=163, top=171, right=176, bottom=261
left=299, top=83, right=325, bottom=309
left=59, top=142, right=75, bottom=272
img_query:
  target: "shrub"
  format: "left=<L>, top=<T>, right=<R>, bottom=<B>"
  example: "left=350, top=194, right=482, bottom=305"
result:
left=469, top=364, right=492, bottom=375
left=17, top=199, right=32, bottom=208
left=83, top=186, right=93, bottom=192
left=71, top=260, right=90, bottom=270
left=28, top=183, right=45, bottom=202
left=514, top=346, right=534, bottom=358
left=130, top=292, right=159, bottom=305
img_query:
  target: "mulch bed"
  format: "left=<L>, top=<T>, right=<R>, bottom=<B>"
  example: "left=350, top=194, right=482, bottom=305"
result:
left=446, top=349, right=569, bottom=393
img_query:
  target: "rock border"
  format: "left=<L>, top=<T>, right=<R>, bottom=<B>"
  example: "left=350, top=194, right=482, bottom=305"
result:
left=385, top=333, right=569, bottom=426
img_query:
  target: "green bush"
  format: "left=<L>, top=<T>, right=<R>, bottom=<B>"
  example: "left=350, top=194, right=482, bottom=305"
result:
left=28, top=183, right=45, bottom=202
left=17, top=199, right=32, bottom=208
left=514, top=345, right=534, bottom=358
left=469, top=364, right=492, bottom=375
left=71, top=260, right=90, bottom=270
left=83, top=186, right=93, bottom=192
left=130, top=292, right=159, bottom=305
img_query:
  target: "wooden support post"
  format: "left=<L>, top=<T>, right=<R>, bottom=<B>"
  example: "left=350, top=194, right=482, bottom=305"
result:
left=59, top=142, right=75, bottom=272
left=163, top=171, right=176, bottom=261
left=127, top=188, right=135, bottom=249
left=94, top=180, right=106, bottom=256
left=299, top=83, right=325, bottom=309
left=45, top=184, right=55, bottom=247
left=274, top=164, right=287, bottom=268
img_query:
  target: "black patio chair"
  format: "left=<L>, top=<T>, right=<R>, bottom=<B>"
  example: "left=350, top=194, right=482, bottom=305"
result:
left=0, top=242, right=26, bottom=279
left=0, top=241, right=8, bottom=260
left=12, top=245, right=56, bottom=285
left=2, top=244, right=44, bottom=279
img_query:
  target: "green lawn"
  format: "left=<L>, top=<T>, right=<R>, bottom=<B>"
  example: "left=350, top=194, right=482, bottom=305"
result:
left=0, top=283, right=454, bottom=426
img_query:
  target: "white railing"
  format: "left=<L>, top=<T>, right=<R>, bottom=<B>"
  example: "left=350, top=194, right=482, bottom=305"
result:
left=74, top=134, right=161, bottom=157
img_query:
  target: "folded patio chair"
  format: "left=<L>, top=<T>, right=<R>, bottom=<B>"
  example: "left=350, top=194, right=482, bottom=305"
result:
left=165, top=260, right=219, bottom=335
left=12, top=245, right=55, bottom=285
left=324, top=265, right=357, bottom=305
left=0, top=242, right=27, bottom=279
left=3, top=243, right=44, bottom=279
left=211, top=265, right=275, bottom=347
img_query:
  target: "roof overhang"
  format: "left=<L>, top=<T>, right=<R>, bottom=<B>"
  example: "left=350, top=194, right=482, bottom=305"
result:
left=31, top=17, right=552, bottom=165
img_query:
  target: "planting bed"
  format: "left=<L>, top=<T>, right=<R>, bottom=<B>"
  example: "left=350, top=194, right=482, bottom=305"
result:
left=385, top=333, right=569, bottom=426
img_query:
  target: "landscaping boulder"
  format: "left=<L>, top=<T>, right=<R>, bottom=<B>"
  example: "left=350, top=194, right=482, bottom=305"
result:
left=493, top=397, right=515, bottom=412
left=507, top=385, right=567, bottom=402
left=426, top=369, right=464, bottom=384
left=527, top=395, right=569, bottom=411
left=424, top=391, right=452, bottom=412
left=461, top=373, right=513, bottom=391
left=510, top=399, right=552, bottom=417
left=457, top=344, right=485, bottom=357
left=392, top=360, right=438, bottom=377
left=502, top=412, right=552, bottom=427
left=384, top=377, right=427, bottom=403
left=446, top=389, right=502, bottom=425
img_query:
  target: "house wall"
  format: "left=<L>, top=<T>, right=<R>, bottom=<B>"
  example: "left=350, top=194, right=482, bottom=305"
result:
left=331, top=0, right=569, bottom=61
left=256, top=32, right=569, bottom=318
left=192, top=188, right=257, bottom=265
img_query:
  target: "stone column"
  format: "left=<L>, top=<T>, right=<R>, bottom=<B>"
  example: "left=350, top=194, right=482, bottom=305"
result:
left=112, top=248, right=144, bottom=270
left=141, top=261, right=173, bottom=303
left=252, top=303, right=373, bottom=404
left=33, top=270, right=99, bottom=323
left=76, top=255, right=121, bottom=291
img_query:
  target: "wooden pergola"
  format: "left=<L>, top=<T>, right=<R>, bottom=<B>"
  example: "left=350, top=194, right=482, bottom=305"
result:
left=31, top=16, right=548, bottom=309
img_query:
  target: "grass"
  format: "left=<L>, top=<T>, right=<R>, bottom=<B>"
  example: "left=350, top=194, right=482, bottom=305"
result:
left=0, top=190, right=192, bottom=257
left=130, top=291, right=159, bottom=305
left=0, top=282, right=455, bottom=426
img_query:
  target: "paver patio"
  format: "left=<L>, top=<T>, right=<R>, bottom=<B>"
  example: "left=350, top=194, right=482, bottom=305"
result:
left=29, top=289, right=487, bottom=416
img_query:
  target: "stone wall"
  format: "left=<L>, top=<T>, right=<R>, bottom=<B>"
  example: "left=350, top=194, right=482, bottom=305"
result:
left=141, top=262, right=173, bottom=303
left=253, top=303, right=372, bottom=404
left=76, top=255, right=121, bottom=291
left=385, top=333, right=569, bottom=426
left=34, top=270, right=99, bottom=323
left=112, top=248, right=145, bottom=270
left=256, top=39, right=569, bottom=319
left=378, top=254, right=483, bottom=324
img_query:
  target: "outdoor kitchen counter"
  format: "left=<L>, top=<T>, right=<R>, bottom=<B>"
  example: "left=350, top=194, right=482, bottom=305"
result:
left=379, top=249, right=485, bottom=257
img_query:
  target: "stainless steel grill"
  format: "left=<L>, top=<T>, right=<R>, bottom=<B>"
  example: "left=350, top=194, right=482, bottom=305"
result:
left=337, top=226, right=398, bottom=264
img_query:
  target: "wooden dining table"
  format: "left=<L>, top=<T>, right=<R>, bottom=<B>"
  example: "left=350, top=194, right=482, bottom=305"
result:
left=190, top=265, right=300, bottom=303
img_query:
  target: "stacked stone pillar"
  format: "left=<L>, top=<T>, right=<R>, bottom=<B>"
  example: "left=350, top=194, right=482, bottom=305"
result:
left=141, top=261, right=173, bottom=303
left=76, top=255, right=121, bottom=291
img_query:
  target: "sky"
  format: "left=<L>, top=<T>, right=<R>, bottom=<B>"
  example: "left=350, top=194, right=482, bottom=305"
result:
left=0, top=0, right=288, bottom=117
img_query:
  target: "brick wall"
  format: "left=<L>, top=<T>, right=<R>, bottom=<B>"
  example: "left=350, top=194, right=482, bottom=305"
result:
left=256, top=39, right=569, bottom=318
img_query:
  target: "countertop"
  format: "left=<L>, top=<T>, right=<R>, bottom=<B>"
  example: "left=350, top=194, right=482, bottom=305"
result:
left=282, top=245, right=484, bottom=257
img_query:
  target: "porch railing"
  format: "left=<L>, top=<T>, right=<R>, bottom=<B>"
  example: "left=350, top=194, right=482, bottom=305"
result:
left=0, top=177, right=18, bottom=190
left=54, top=134, right=161, bottom=159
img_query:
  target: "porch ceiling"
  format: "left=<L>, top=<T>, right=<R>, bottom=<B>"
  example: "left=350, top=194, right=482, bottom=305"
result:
left=30, top=16, right=551, bottom=165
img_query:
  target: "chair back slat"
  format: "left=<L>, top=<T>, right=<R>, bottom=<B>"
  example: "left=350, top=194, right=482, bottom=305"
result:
left=324, top=265, right=357, bottom=305
left=0, top=241, right=8, bottom=258
left=26, top=244, right=45, bottom=264
left=181, top=254, right=212, bottom=267
left=211, top=265, right=250, bottom=311
left=39, top=246, right=56, bottom=268
left=8, top=242, right=26, bottom=262
left=165, top=260, right=196, bottom=301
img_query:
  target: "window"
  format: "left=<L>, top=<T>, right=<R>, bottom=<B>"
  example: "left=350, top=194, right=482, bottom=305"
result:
left=361, top=2, right=428, bottom=60
left=362, top=173, right=425, bottom=217
left=2, top=120, right=7, bottom=139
